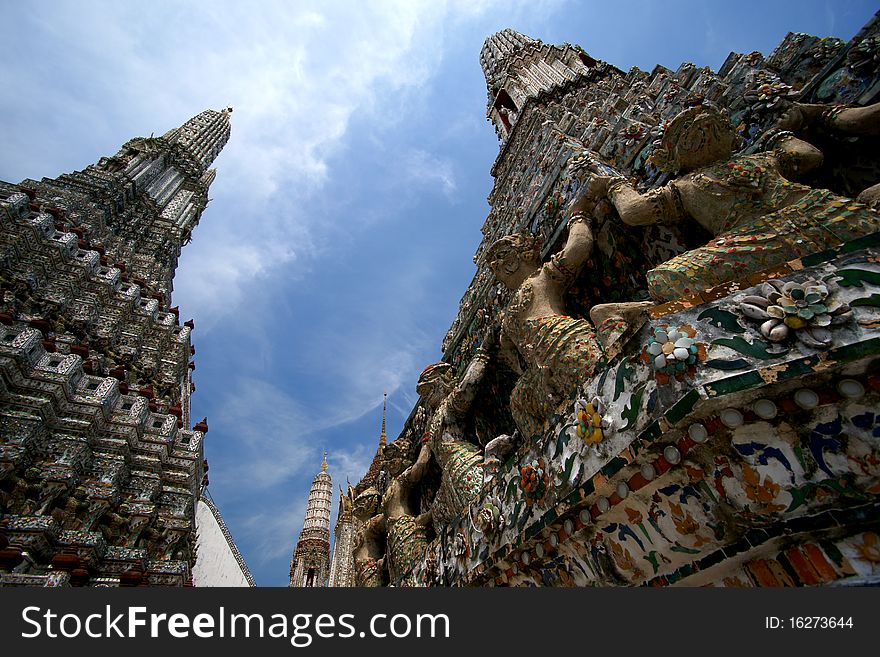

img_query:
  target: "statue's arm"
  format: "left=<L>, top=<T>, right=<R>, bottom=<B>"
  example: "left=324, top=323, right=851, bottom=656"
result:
left=416, top=509, right=433, bottom=528
left=778, top=101, right=880, bottom=138
left=449, top=329, right=494, bottom=415
left=554, top=210, right=596, bottom=274
left=366, top=513, right=386, bottom=536
left=406, top=442, right=433, bottom=484
left=828, top=103, right=880, bottom=137
left=608, top=180, right=686, bottom=227
left=773, top=135, right=824, bottom=180
left=546, top=184, right=600, bottom=278
left=498, top=328, right=523, bottom=375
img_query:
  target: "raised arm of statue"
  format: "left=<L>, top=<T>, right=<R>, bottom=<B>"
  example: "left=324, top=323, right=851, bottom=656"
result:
left=416, top=508, right=433, bottom=528
left=498, top=328, right=523, bottom=376
left=547, top=181, right=601, bottom=279
left=448, top=327, right=494, bottom=416
left=366, top=513, right=386, bottom=536
left=593, top=176, right=687, bottom=227
left=577, top=162, right=687, bottom=228
left=777, top=101, right=880, bottom=138
left=405, top=442, right=433, bottom=485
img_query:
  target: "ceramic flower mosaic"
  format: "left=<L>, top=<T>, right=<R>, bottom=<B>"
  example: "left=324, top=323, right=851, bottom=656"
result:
left=476, top=499, right=504, bottom=537
left=520, top=458, right=550, bottom=507
left=642, top=324, right=706, bottom=383
left=619, top=123, right=647, bottom=146
left=738, top=278, right=852, bottom=348
left=575, top=397, right=604, bottom=445
left=744, top=71, right=792, bottom=112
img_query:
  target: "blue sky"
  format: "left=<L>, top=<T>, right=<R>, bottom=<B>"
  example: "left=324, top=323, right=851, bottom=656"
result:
left=1, top=0, right=876, bottom=586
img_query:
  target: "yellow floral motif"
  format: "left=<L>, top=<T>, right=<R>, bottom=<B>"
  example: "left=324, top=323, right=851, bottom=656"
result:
left=575, top=398, right=604, bottom=445
left=854, top=532, right=880, bottom=564
left=669, top=502, right=712, bottom=547
left=741, top=464, right=787, bottom=514
left=610, top=539, right=644, bottom=579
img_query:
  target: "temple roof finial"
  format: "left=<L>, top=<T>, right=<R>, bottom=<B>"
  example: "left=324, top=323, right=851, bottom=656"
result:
left=321, top=451, right=328, bottom=472
left=379, top=392, right=387, bottom=449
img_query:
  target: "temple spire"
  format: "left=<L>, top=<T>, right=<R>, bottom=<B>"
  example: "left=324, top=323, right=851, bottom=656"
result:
left=289, top=455, right=332, bottom=586
left=480, top=29, right=538, bottom=90
left=162, top=107, right=232, bottom=174
left=379, top=392, right=387, bottom=448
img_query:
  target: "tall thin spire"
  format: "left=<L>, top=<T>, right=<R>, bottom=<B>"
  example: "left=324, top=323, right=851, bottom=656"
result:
left=379, top=392, right=387, bottom=448
left=289, top=457, right=332, bottom=586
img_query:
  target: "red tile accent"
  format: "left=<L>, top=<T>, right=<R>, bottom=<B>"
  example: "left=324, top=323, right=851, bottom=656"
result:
left=654, top=456, right=673, bottom=475
left=784, top=547, right=821, bottom=586
left=777, top=397, right=799, bottom=415
left=628, top=472, right=649, bottom=491
left=677, top=435, right=696, bottom=455
left=746, top=559, right=780, bottom=587
left=801, top=544, right=838, bottom=583
left=816, top=388, right=838, bottom=406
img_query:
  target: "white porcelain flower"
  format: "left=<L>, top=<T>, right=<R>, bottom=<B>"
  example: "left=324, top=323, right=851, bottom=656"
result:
left=738, top=279, right=852, bottom=348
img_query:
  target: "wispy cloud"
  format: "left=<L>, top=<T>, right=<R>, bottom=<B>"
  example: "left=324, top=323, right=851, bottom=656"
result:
left=208, top=375, right=377, bottom=567
left=402, top=149, right=458, bottom=198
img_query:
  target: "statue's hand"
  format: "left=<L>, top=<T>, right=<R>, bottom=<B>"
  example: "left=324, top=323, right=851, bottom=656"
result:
left=583, top=175, right=612, bottom=200
left=775, top=102, right=825, bottom=133
left=569, top=175, right=610, bottom=217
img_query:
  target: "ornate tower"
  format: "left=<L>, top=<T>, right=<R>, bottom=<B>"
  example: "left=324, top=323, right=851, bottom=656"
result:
left=328, top=393, right=389, bottom=586
left=0, top=108, right=231, bottom=586
left=289, top=454, right=332, bottom=587
left=480, top=29, right=598, bottom=141
left=327, top=485, right=355, bottom=587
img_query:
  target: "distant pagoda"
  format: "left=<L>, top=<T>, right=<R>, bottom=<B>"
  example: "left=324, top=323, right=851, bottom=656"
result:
left=289, top=453, right=332, bottom=586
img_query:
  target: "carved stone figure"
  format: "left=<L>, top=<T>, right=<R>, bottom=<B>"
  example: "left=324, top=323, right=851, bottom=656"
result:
left=591, top=102, right=880, bottom=302
left=381, top=446, right=432, bottom=582
left=488, top=191, right=652, bottom=440
left=416, top=342, right=491, bottom=529
left=353, top=514, right=386, bottom=587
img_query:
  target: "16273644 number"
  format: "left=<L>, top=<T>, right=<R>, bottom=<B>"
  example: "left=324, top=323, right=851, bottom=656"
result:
left=790, top=617, right=853, bottom=629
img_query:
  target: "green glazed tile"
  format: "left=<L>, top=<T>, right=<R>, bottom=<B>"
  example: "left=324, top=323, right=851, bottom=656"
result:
left=705, top=371, right=764, bottom=397
left=637, top=420, right=663, bottom=443
left=664, top=388, right=701, bottom=425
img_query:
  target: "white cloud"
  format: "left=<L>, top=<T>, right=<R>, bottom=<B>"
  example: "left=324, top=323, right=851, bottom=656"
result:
left=402, top=149, right=458, bottom=198
left=239, top=505, right=306, bottom=566
left=209, top=375, right=398, bottom=488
